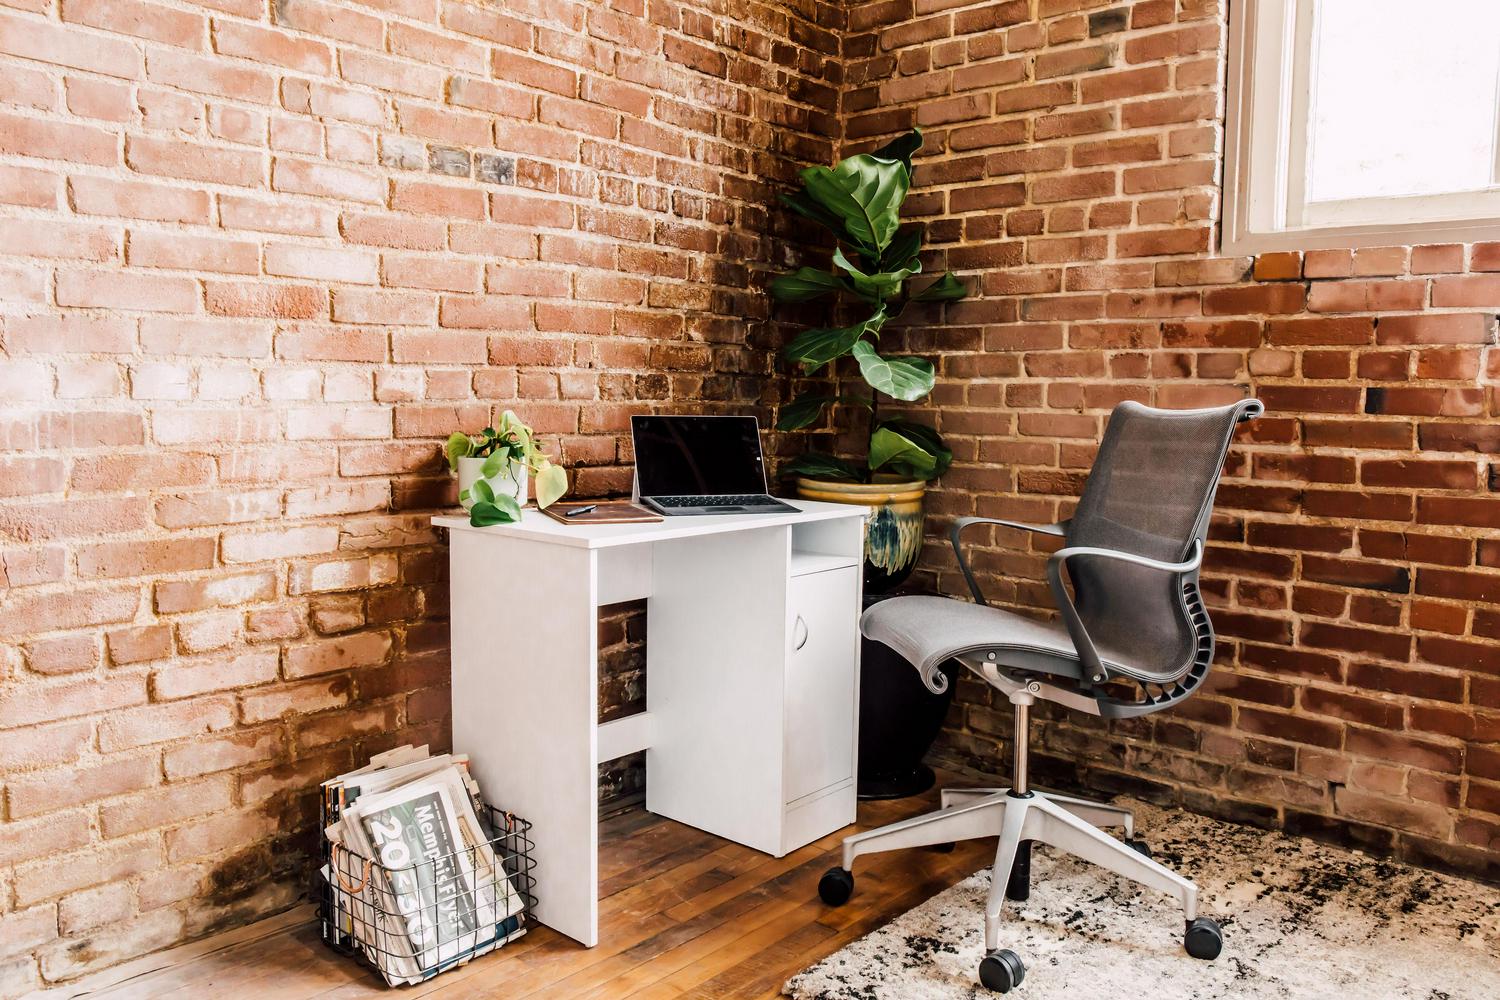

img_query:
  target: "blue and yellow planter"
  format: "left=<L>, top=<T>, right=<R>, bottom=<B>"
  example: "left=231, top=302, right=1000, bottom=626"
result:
left=795, top=475, right=927, bottom=594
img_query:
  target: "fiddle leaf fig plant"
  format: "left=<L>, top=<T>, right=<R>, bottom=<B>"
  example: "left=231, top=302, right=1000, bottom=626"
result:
left=771, top=127, right=966, bottom=483
left=445, top=410, right=568, bottom=527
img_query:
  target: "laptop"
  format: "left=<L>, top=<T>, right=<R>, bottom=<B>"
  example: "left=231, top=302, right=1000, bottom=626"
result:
left=631, top=415, right=799, bottom=516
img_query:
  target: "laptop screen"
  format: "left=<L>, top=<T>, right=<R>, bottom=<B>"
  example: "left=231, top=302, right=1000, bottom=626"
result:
left=632, top=415, right=769, bottom=497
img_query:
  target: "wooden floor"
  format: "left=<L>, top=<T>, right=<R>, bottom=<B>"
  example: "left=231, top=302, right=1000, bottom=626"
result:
left=87, top=781, right=991, bottom=1000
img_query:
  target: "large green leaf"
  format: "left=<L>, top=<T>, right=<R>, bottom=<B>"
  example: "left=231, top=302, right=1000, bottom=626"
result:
left=798, top=154, right=909, bottom=254
left=782, top=310, right=886, bottom=372
left=850, top=340, right=935, bottom=401
left=832, top=246, right=919, bottom=302
left=445, top=432, right=473, bottom=472
left=871, top=128, right=923, bottom=177
left=469, top=492, right=523, bottom=527
left=875, top=419, right=951, bottom=478
left=779, top=190, right=849, bottom=241
left=879, top=225, right=923, bottom=273
left=770, top=267, right=851, bottom=303
left=868, top=425, right=942, bottom=481
left=776, top=393, right=838, bottom=431
left=912, top=271, right=968, bottom=302
left=535, top=462, right=567, bottom=508
left=481, top=449, right=525, bottom=480
left=783, top=453, right=864, bottom=483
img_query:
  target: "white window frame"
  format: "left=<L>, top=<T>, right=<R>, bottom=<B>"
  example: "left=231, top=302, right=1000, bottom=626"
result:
left=1224, top=0, right=1500, bottom=254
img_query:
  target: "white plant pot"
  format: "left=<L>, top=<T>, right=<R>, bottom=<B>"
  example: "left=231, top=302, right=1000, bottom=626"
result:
left=457, top=455, right=528, bottom=512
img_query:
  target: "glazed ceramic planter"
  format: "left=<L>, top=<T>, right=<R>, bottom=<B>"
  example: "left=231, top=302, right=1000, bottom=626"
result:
left=456, top=455, right=528, bottom=512
left=795, top=474, right=926, bottom=593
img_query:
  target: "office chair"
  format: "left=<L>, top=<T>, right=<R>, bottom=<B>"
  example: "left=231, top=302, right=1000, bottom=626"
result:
left=817, top=398, right=1264, bottom=993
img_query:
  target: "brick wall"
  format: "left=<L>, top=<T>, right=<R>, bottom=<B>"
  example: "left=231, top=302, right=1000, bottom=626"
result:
left=0, top=0, right=841, bottom=991
left=839, top=0, right=1500, bottom=883
left=5, top=0, right=1498, bottom=989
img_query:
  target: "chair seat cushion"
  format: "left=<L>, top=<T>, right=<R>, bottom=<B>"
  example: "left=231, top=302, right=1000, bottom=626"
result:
left=861, top=595, right=1094, bottom=693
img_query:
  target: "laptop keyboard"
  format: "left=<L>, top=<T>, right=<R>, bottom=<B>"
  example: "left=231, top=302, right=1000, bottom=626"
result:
left=654, top=495, right=783, bottom=508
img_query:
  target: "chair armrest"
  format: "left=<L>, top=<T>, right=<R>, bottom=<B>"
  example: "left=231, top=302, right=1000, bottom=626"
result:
left=949, top=517, right=1069, bottom=606
left=1044, top=539, right=1204, bottom=683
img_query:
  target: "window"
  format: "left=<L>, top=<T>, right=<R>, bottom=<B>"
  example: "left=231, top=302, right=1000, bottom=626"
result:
left=1224, top=0, right=1500, bottom=253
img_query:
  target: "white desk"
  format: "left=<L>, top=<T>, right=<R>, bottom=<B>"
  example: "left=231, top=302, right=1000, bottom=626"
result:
left=434, top=500, right=866, bottom=946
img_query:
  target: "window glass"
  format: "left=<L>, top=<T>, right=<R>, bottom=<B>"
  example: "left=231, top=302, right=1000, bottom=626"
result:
left=1305, top=0, right=1500, bottom=205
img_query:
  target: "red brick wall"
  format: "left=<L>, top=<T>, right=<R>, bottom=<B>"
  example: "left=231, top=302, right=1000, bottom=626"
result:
left=0, top=0, right=840, bottom=990
left=840, top=0, right=1500, bottom=882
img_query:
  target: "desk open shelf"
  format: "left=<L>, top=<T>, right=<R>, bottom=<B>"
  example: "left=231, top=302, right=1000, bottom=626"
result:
left=789, top=550, right=860, bottom=577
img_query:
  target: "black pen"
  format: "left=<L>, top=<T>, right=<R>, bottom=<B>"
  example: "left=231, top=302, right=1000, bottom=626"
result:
left=565, top=505, right=597, bottom=517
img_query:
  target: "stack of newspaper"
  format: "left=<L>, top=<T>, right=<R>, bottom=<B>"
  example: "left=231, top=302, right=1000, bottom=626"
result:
left=321, top=745, right=528, bottom=986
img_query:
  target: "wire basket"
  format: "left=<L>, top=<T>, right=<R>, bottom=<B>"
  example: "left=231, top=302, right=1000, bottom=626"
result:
left=316, top=804, right=537, bottom=985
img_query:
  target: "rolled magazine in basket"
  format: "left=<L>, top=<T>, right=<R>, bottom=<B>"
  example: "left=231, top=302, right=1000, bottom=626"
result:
left=323, top=753, right=527, bottom=986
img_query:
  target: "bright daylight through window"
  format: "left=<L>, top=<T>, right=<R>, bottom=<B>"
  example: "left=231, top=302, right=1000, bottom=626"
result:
left=1225, top=0, right=1500, bottom=252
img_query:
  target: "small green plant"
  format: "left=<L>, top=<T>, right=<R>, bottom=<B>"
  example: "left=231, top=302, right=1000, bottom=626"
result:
left=445, top=410, right=567, bottom=527
left=771, top=127, right=966, bottom=483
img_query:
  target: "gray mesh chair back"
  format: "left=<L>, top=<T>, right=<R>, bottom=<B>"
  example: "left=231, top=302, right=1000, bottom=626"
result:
left=1063, top=400, right=1257, bottom=686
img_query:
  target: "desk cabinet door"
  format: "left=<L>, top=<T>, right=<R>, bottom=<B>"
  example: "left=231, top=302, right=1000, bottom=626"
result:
left=784, top=566, right=859, bottom=804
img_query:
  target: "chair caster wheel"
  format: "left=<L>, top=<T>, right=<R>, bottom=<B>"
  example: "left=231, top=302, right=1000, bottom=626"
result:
left=1125, top=838, right=1151, bottom=860
left=1184, top=917, right=1222, bottom=960
left=978, top=949, right=1025, bottom=992
left=818, top=867, right=854, bottom=907
left=930, top=841, right=956, bottom=853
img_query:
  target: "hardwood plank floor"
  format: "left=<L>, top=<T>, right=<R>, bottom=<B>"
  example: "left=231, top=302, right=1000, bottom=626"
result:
left=83, top=780, right=990, bottom=1000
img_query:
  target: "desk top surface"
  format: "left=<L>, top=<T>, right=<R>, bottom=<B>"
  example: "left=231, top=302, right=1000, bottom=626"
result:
left=432, top=498, right=866, bottom=549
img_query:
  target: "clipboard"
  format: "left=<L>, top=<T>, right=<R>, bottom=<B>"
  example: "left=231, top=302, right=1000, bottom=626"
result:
left=540, top=501, right=663, bottom=525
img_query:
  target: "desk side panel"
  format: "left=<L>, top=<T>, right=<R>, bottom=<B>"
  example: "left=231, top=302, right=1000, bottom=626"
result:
left=448, top=534, right=599, bottom=946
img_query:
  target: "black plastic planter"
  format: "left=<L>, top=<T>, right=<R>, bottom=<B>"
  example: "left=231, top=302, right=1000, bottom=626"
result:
left=857, top=593, right=958, bottom=800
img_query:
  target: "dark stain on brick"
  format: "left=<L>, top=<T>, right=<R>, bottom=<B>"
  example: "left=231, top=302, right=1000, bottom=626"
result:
left=207, top=848, right=269, bottom=906
left=1284, top=809, right=1397, bottom=855
left=476, top=153, right=517, bottom=185
left=66, top=938, right=102, bottom=964
left=428, top=145, right=471, bottom=178
left=1088, top=6, right=1130, bottom=36
left=1364, top=386, right=1387, bottom=414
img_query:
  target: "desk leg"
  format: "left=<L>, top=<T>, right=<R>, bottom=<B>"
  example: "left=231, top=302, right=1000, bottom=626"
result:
left=448, top=536, right=599, bottom=946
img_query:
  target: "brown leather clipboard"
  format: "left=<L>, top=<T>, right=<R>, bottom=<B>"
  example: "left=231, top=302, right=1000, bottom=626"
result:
left=540, top=501, right=664, bottom=525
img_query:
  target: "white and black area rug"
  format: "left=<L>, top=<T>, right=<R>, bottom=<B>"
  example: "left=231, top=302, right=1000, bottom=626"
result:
left=784, top=801, right=1500, bottom=1000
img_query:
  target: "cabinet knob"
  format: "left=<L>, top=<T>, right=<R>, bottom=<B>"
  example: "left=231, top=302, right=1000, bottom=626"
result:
left=793, top=615, right=809, bottom=650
